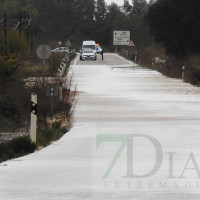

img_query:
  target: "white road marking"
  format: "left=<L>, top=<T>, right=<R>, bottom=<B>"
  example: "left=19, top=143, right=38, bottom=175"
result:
left=114, top=53, right=134, bottom=65
left=74, top=54, right=79, bottom=66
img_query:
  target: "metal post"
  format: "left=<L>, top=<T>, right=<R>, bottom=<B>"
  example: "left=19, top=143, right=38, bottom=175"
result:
left=50, top=85, right=54, bottom=119
left=59, top=78, right=63, bottom=101
left=26, top=27, right=29, bottom=42
left=26, top=12, right=29, bottom=42
left=19, top=11, right=22, bottom=36
left=4, top=10, right=7, bottom=49
left=135, top=52, right=137, bottom=62
left=30, top=93, right=37, bottom=143
left=42, top=44, right=46, bottom=85
left=182, top=66, right=185, bottom=79
left=30, top=28, right=33, bottom=52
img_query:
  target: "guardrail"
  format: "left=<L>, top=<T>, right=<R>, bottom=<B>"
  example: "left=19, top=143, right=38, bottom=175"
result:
left=68, top=49, right=76, bottom=58
left=57, top=49, right=76, bottom=77
left=56, top=50, right=76, bottom=101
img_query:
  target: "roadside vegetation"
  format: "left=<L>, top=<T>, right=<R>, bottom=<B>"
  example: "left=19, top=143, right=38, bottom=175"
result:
left=1, top=0, right=200, bottom=161
left=120, top=0, right=200, bottom=85
left=0, top=136, right=36, bottom=163
left=0, top=27, right=75, bottom=163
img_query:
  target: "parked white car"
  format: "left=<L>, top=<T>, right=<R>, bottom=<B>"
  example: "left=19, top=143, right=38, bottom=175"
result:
left=51, top=47, right=69, bottom=53
left=80, top=48, right=96, bottom=61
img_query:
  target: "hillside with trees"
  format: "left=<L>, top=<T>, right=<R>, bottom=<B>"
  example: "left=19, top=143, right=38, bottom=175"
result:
left=0, top=0, right=153, bottom=50
left=1, top=0, right=199, bottom=59
left=0, top=0, right=78, bottom=149
left=146, top=0, right=200, bottom=58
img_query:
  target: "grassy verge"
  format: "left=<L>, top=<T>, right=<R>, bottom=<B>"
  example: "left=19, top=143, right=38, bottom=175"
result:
left=120, top=47, right=200, bottom=85
left=37, top=126, right=68, bottom=147
left=0, top=136, right=36, bottom=163
left=0, top=53, right=76, bottom=163
left=0, top=50, right=77, bottom=162
left=0, top=126, right=69, bottom=163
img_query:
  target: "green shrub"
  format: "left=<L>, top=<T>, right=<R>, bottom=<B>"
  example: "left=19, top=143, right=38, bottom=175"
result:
left=0, top=96, right=22, bottom=131
left=9, top=136, right=36, bottom=156
left=37, top=128, right=64, bottom=147
left=52, top=121, right=61, bottom=129
left=59, top=127, right=68, bottom=134
left=0, top=143, right=15, bottom=162
left=0, top=30, right=28, bottom=55
left=0, top=96, right=21, bottom=120
left=0, top=136, right=36, bottom=163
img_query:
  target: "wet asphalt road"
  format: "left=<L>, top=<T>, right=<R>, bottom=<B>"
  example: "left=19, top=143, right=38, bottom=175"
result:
left=0, top=53, right=200, bottom=199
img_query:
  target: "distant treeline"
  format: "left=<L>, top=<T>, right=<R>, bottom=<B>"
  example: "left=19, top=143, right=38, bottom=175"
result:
left=1, top=0, right=200, bottom=57
left=0, top=0, right=153, bottom=50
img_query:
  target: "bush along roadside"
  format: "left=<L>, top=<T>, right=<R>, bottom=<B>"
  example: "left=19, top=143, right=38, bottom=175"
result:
left=0, top=50, right=77, bottom=163
left=0, top=136, right=36, bottom=163
left=120, top=46, right=200, bottom=86
left=0, top=124, right=68, bottom=163
left=37, top=121, right=68, bottom=147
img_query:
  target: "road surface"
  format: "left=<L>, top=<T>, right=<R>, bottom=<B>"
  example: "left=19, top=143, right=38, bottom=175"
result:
left=1, top=53, right=200, bottom=199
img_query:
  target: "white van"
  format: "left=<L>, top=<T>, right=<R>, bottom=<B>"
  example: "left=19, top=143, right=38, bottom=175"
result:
left=82, top=40, right=96, bottom=51
left=80, top=40, right=97, bottom=60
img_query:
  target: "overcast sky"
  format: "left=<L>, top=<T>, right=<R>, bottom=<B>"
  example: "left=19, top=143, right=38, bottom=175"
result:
left=105, top=0, right=126, bottom=6
left=105, top=0, right=149, bottom=6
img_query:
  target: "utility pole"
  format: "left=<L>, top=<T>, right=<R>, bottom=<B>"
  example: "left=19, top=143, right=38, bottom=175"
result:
left=26, top=12, right=29, bottom=43
left=42, top=44, right=46, bottom=85
left=19, top=11, right=22, bottom=36
left=4, top=10, right=7, bottom=48
left=26, top=26, right=29, bottom=42
left=30, top=28, right=33, bottom=52
left=26, top=12, right=29, bottom=42
left=3, top=10, right=7, bottom=58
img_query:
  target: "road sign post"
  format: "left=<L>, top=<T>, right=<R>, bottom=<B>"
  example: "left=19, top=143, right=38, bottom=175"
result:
left=113, top=30, right=130, bottom=46
left=128, top=40, right=135, bottom=47
left=30, top=93, right=37, bottom=143
left=46, top=83, right=59, bottom=119
left=36, top=44, right=51, bottom=85
left=66, top=40, right=71, bottom=47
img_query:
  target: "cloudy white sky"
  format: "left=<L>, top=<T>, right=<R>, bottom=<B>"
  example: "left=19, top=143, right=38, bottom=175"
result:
left=105, top=0, right=127, bottom=6
left=105, top=0, right=149, bottom=6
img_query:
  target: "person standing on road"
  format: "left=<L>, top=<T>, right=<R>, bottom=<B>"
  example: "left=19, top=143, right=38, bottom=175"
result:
left=100, top=48, right=104, bottom=60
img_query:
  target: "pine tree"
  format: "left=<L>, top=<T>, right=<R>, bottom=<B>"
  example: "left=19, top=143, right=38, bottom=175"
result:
left=132, top=0, right=147, bottom=15
left=96, top=0, right=107, bottom=21
left=123, top=0, right=132, bottom=15
left=75, top=0, right=95, bottom=22
left=146, top=0, right=200, bottom=57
